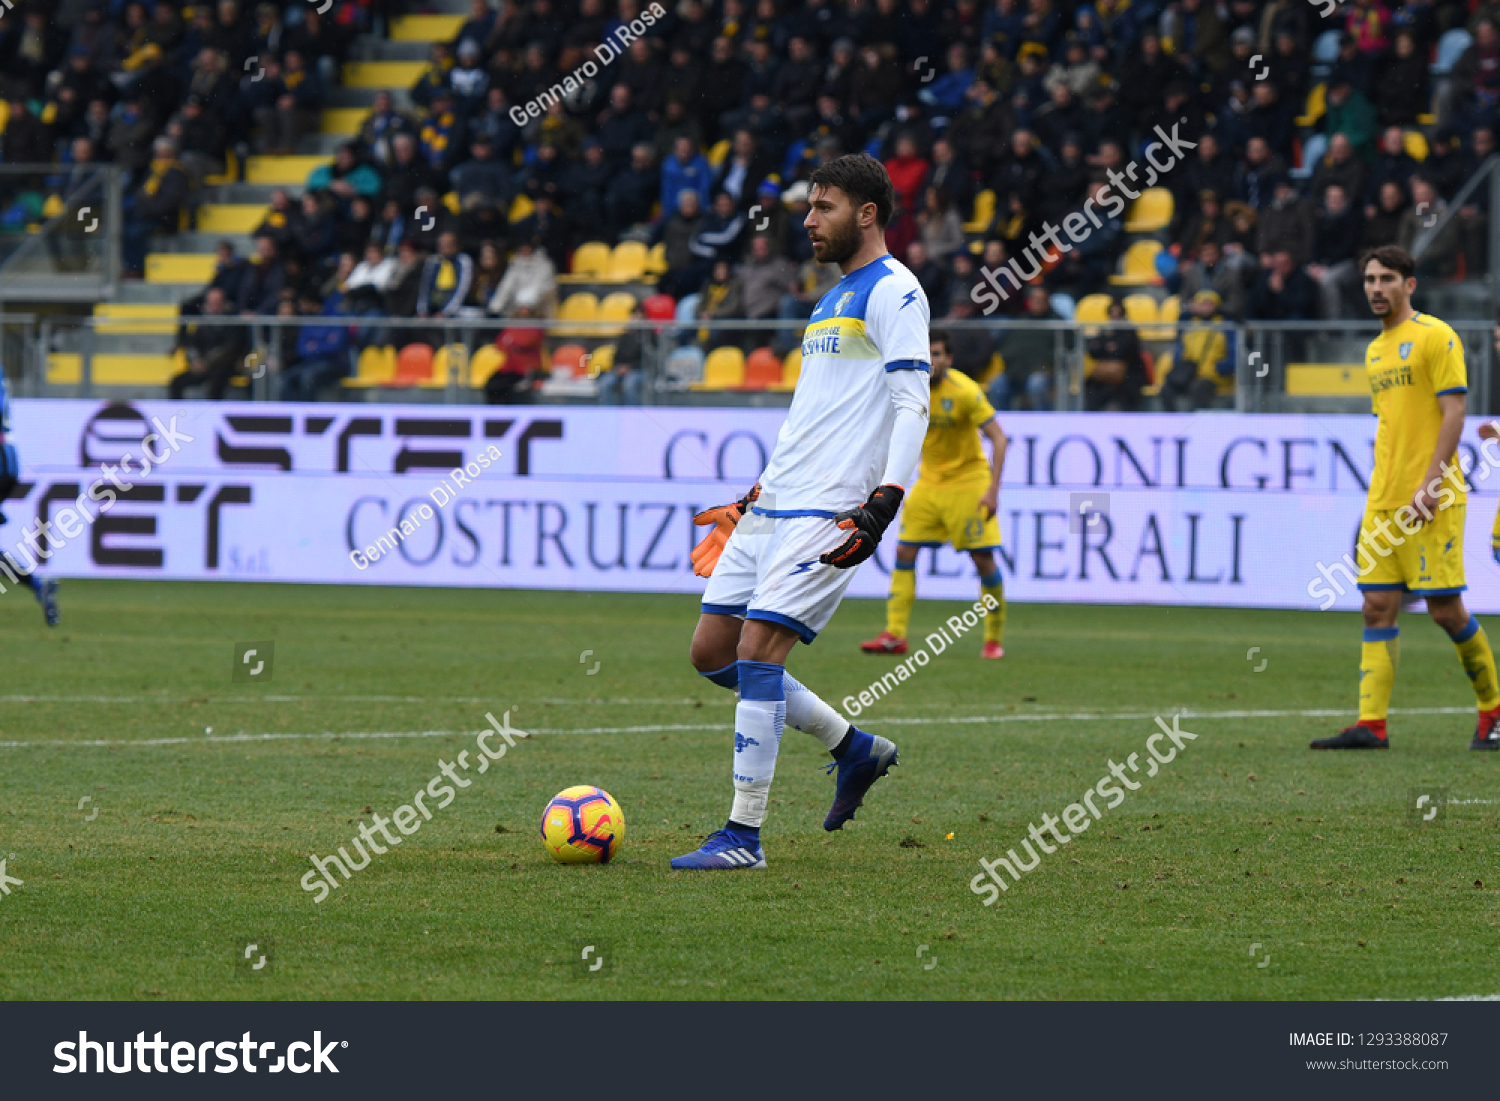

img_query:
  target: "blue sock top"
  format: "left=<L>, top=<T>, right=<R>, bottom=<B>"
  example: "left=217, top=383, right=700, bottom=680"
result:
left=738, top=660, right=786, bottom=701
left=1450, top=615, right=1480, bottom=644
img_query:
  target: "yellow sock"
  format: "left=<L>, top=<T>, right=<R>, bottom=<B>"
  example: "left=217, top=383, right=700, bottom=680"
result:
left=886, top=563, right=916, bottom=638
left=1359, top=627, right=1399, bottom=722
left=979, top=569, right=1005, bottom=644
left=1451, top=616, right=1500, bottom=710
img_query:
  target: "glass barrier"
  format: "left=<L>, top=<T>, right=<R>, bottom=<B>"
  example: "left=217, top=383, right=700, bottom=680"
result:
left=0, top=164, right=122, bottom=302
left=27, top=313, right=1498, bottom=414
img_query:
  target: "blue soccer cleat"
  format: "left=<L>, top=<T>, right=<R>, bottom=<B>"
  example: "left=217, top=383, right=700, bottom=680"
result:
left=34, top=578, right=58, bottom=627
left=669, top=828, right=767, bottom=870
left=824, top=728, right=898, bottom=831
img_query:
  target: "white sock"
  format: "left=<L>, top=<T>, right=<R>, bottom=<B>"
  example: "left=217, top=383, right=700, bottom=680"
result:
left=730, top=662, right=786, bottom=829
left=783, top=671, right=851, bottom=751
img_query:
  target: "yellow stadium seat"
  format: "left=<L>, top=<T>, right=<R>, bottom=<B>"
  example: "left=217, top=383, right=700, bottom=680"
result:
left=342, top=61, right=429, bottom=88
left=1294, top=83, right=1326, bottom=128
left=1144, top=294, right=1180, bottom=340
left=962, top=189, right=996, bottom=234
left=47, top=353, right=175, bottom=386
left=645, top=241, right=668, bottom=276
left=42, top=193, right=64, bottom=219
left=606, top=241, right=648, bottom=282
left=93, top=303, right=179, bottom=335
left=390, top=14, right=465, bottom=41
left=245, top=155, right=331, bottom=184
left=691, top=346, right=746, bottom=390
left=467, top=344, right=504, bottom=387
left=441, top=191, right=461, bottom=214
left=1285, top=363, right=1368, bottom=396
left=321, top=107, right=369, bottom=136
left=425, top=344, right=471, bottom=388
left=597, top=291, right=636, bottom=336
left=508, top=194, right=534, bottom=223
left=1122, top=294, right=1158, bottom=323
left=197, top=204, right=268, bottom=233
left=587, top=344, right=616, bottom=376
left=342, top=345, right=398, bottom=388
left=1074, top=293, right=1113, bottom=323
left=770, top=346, right=802, bottom=391
left=146, top=253, right=218, bottom=283
left=1109, top=240, right=1163, bottom=286
left=555, top=292, right=599, bottom=337
left=707, top=139, right=730, bottom=168
left=1124, top=187, right=1174, bottom=233
left=564, top=241, right=611, bottom=281
left=1417, top=112, right=1437, bottom=126
left=1403, top=130, right=1429, bottom=162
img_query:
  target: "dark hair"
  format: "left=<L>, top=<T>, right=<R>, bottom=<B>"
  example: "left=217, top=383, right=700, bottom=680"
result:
left=1359, top=245, right=1415, bottom=280
left=808, top=153, right=896, bottom=228
left=930, top=330, right=952, bottom=354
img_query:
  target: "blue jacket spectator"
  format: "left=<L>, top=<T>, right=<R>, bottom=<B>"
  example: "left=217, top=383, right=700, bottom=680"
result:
left=660, top=137, right=714, bottom=218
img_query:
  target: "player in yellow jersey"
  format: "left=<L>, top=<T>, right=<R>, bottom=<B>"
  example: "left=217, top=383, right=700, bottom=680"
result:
left=1313, top=245, right=1500, bottom=751
left=860, top=332, right=1008, bottom=658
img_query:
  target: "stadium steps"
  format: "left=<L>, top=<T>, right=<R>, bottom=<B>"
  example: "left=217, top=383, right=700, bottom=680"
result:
left=246, top=155, right=332, bottom=185
left=114, top=281, right=204, bottom=305
left=200, top=183, right=288, bottom=205
left=154, top=232, right=255, bottom=254
left=393, top=14, right=464, bottom=41
left=342, top=61, right=430, bottom=89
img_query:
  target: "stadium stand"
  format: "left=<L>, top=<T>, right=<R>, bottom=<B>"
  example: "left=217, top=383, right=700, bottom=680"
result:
left=8, top=0, right=1496, bottom=411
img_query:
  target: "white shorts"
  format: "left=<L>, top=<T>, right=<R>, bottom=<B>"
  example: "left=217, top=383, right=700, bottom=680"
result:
left=701, top=513, right=858, bottom=644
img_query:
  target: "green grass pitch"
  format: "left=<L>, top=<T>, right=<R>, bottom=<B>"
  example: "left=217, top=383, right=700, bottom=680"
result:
left=0, top=580, right=1496, bottom=1000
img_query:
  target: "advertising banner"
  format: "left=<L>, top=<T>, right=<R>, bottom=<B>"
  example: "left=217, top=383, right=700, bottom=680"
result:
left=7, top=400, right=1500, bottom=612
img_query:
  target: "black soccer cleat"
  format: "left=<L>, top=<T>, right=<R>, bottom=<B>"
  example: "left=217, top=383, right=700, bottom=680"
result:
left=1310, top=724, right=1389, bottom=750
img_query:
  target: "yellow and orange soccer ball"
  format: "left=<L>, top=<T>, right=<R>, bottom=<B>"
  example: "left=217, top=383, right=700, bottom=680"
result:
left=540, top=786, right=625, bottom=864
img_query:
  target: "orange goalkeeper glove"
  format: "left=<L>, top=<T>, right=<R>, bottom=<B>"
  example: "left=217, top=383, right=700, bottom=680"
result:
left=690, top=484, right=760, bottom=578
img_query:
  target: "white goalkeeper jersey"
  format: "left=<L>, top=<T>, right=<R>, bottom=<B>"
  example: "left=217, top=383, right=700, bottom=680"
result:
left=756, top=255, right=931, bottom=516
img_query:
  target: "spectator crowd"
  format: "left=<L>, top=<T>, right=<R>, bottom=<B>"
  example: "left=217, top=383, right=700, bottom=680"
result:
left=4, top=0, right=1497, bottom=405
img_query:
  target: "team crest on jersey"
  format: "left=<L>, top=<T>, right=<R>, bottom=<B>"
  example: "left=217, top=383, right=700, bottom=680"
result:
left=833, top=291, right=855, bottom=316
left=1399, top=342, right=1413, bottom=360
left=941, top=397, right=953, bottom=412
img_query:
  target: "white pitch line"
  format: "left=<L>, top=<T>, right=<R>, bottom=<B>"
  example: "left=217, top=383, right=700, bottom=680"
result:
left=0, top=704, right=1494, bottom=750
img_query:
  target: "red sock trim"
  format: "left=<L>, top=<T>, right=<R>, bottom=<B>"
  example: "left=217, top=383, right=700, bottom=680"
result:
left=1363, top=718, right=1388, bottom=739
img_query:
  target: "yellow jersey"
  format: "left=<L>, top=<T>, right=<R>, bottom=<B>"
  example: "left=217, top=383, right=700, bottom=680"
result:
left=918, top=368, right=996, bottom=488
left=1365, top=312, right=1467, bottom=510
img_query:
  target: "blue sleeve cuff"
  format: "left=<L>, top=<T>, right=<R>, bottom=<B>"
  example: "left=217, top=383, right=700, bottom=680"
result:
left=1436, top=387, right=1467, bottom=396
left=885, top=359, right=931, bottom=372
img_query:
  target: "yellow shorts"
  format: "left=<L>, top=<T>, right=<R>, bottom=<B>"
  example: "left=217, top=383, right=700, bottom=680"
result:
left=1357, top=502, right=1467, bottom=595
left=898, top=479, right=1001, bottom=552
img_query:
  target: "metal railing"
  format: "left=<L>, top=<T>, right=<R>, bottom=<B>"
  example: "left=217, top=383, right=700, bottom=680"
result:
left=24, top=313, right=1498, bottom=413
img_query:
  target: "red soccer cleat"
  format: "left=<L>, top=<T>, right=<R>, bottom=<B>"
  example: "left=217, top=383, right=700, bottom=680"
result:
left=981, top=641, right=1005, bottom=659
left=860, top=631, right=908, bottom=654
